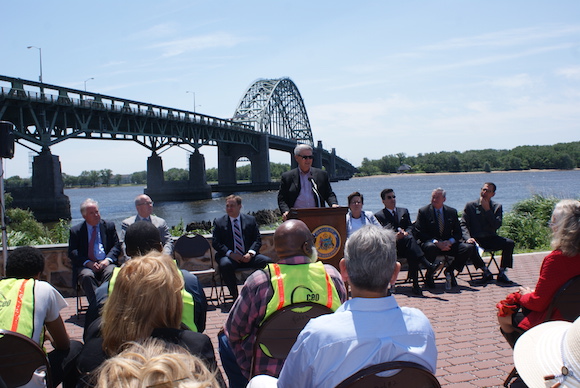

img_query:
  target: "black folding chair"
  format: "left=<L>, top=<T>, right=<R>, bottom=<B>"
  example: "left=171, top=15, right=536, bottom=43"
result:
left=335, top=360, right=441, bottom=388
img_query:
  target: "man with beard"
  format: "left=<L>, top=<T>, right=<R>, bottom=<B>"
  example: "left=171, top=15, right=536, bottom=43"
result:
left=218, top=219, right=347, bottom=388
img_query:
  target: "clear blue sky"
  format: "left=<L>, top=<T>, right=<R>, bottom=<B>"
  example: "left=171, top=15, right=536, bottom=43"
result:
left=2, top=1, right=579, bottom=178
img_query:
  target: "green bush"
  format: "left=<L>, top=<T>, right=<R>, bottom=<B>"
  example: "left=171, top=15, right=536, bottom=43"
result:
left=499, top=194, right=559, bottom=251
left=3, top=207, right=70, bottom=246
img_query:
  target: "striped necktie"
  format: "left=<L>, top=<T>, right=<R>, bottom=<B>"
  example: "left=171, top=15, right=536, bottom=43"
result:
left=233, top=219, right=244, bottom=254
left=437, top=209, right=444, bottom=236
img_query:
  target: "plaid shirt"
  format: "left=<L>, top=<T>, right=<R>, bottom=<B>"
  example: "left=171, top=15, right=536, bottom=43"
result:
left=223, top=255, right=347, bottom=379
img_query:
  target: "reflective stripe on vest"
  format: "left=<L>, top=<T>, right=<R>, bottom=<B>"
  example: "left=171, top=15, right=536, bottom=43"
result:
left=263, top=262, right=341, bottom=324
left=108, top=264, right=197, bottom=332
left=0, top=278, right=35, bottom=338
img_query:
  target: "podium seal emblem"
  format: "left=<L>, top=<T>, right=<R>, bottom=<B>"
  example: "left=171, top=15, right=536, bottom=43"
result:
left=312, top=225, right=341, bottom=260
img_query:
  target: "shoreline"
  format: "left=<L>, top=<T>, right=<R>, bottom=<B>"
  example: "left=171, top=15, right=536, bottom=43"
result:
left=355, top=168, right=579, bottom=179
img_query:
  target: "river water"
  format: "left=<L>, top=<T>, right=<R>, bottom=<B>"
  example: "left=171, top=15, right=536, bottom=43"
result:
left=66, top=170, right=580, bottom=230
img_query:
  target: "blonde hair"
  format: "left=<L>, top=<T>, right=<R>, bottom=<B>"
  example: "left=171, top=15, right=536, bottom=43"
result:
left=551, top=199, right=580, bottom=257
left=94, top=339, right=220, bottom=388
left=101, top=253, right=184, bottom=356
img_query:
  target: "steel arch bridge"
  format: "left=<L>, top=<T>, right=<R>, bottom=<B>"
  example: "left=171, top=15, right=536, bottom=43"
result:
left=231, top=78, right=314, bottom=147
left=0, top=74, right=355, bottom=221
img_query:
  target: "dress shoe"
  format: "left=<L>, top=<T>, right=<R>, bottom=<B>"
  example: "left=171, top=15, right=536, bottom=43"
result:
left=497, top=272, right=515, bottom=285
left=424, top=269, right=435, bottom=288
left=477, top=270, right=494, bottom=285
left=412, top=282, right=423, bottom=296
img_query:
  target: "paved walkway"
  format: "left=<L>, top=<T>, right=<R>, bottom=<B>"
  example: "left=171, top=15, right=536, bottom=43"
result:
left=60, top=252, right=547, bottom=388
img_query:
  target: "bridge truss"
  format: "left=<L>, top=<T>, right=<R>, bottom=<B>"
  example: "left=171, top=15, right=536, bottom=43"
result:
left=231, top=78, right=314, bottom=147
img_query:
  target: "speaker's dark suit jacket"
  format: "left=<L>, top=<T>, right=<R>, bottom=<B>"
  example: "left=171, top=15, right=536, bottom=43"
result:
left=414, top=204, right=462, bottom=244
left=374, top=207, right=414, bottom=233
left=277, top=167, right=338, bottom=213
left=211, top=213, right=262, bottom=257
left=68, top=220, right=121, bottom=270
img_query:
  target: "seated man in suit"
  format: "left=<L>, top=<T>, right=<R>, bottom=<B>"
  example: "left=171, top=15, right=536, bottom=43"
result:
left=219, top=219, right=347, bottom=388
left=212, top=195, right=273, bottom=300
left=277, top=143, right=339, bottom=221
left=85, top=221, right=208, bottom=335
left=247, top=225, right=437, bottom=388
left=68, top=198, right=121, bottom=306
left=121, top=194, right=173, bottom=256
left=461, top=182, right=515, bottom=284
left=414, top=188, right=488, bottom=291
left=0, top=246, right=83, bottom=387
left=374, top=188, right=439, bottom=296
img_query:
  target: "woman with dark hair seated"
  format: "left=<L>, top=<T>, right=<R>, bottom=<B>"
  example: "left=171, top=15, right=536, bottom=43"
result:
left=497, top=199, right=580, bottom=347
left=77, top=253, right=224, bottom=387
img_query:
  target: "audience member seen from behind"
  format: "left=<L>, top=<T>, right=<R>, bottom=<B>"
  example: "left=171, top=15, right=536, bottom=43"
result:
left=219, top=219, right=347, bottom=388
left=84, top=221, right=207, bottom=335
left=0, top=246, right=83, bottom=387
left=513, top=316, right=580, bottom=388
left=461, top=182, right=515, bottom=284
left=248, top=225, right=437, bottom=388
left=94, top=338, right=221, bottom=388
left=76, top=254, right=223, bottom=386
left=345, top=191, right=380, bottom=237
left=497, top=199, right=580, bottom=348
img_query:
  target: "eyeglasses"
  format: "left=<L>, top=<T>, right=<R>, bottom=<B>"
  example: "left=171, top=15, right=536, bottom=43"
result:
left=385, top=195, right=396, bottom=199
left=350, top=201, right=362, bottom=205
left=299, top=155, right=314, bottom=160
left=137, top=201, right=153, bottom=206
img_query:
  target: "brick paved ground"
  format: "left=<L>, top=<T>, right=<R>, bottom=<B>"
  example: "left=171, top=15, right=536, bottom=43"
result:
left=60, top=252, right=547, bottom=388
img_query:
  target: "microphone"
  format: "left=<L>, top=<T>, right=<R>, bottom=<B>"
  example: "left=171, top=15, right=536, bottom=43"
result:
left=309, top=176, right=322, bottom=207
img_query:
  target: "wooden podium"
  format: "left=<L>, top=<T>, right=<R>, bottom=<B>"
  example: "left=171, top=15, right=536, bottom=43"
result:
left=288, top=207, right=348, bottom=270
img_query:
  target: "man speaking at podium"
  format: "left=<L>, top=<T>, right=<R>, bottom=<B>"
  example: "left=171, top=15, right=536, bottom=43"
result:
left=278, top=143, right=339, bottom=221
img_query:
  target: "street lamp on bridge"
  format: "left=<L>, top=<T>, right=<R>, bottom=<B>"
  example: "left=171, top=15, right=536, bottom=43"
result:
left=186, top=90, right=201, bottom=113
left=84, top=77, right=94, bottom=91
left=26, top=45, right=43, bottom=83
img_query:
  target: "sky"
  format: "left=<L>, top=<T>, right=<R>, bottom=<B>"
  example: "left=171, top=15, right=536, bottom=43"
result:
left=1, top=0, right=579, bottom=178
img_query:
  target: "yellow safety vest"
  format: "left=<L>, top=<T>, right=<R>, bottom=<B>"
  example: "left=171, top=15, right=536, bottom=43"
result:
left=0, top=278, right=36, bottom=338
left=108, top=265, right=197, bottom=332
left=263, top=262, right=341, bottom=324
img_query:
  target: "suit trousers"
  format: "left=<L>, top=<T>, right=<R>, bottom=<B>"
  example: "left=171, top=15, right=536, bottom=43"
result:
left=79, top=264, right=115, bottom=306
left=421, top=242, right=475, bottom=272
left=396, top=235, right=425, bottom=282
left=476, top=235, right=515, bottom=268
left=218, top=254, right=272, bottom=299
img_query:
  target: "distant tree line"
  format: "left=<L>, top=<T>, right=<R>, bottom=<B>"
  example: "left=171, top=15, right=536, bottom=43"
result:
left=357, top=141, right=579, bottom=176
left=4, top=162, right=292, bottom=188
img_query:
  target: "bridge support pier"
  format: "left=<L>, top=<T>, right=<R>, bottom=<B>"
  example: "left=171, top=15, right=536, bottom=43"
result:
left=216, top=135, right=272, bottom=192
left=145, top=151, right=212, bottom=202
left=8, top=148, right=71, bottom=222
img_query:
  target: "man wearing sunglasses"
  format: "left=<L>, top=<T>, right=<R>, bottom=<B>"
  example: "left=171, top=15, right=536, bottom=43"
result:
left=374, top=188, right=439, bottom=296
left=278, top=144, right=339, bottom=220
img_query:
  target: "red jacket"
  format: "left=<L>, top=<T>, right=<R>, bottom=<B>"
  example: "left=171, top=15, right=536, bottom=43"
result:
left=518, top=250, right=580, bottom=331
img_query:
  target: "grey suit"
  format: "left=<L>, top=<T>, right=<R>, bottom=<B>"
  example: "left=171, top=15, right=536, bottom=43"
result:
left=121, top=215, right=174, bottom=256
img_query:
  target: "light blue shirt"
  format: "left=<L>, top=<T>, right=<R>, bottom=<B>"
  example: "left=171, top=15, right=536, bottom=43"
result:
left=83, top=224, right=111, bottom=266
left=277, top=296, right=437, bottom=388
left=346, top=210, right=381, bottom=238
